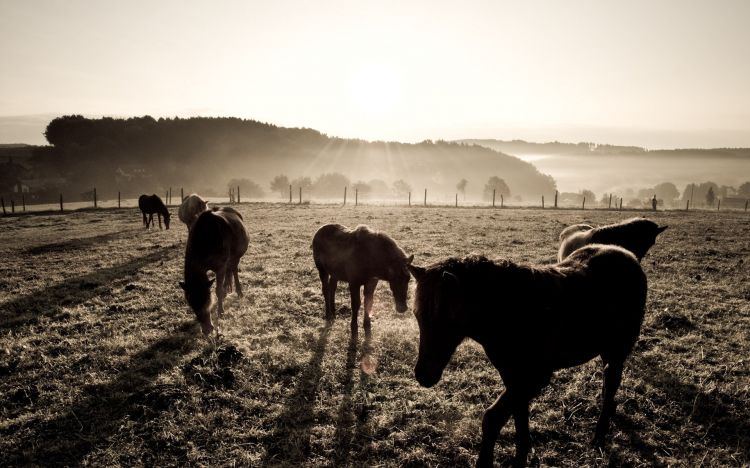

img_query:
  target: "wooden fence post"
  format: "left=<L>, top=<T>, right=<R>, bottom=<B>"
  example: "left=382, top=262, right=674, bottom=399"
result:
left=343, top=186, right=347, bottom=205
left=60, top=194, right=63, bottom=212
left=1, top=197, right=6, bottom=215
left=619, top=199, right=623, bottom=210
left=492, top=189, right=495, bottom=208
left=554, top=190, right=558, bottom=208
left=582, top=197, right=585, bottom=210
left=10, top=199, right=14, bottom=214
left=424, top=189, right=427, bottom=206
left=408, top=192, right=411, bottom=206
left=22, top=194, right=25, bottom=212
left=745, top=200, right=748, bottom=211
left=94, top=187, right=97, bottom=208
left=355, top=188, right=358, bottom=206
left=455, top=193, right=458, bottom=207
left=608, top=194, right=612, bottom=209
left=299, top=187, right=302, bottom=204
left=167, top=190, right=170, bottom=204
left=237, top=186, right=241, bottom=204
left=118, top=191, right=121, bottom=208
left=717, top=199, right=720, bottom=211
left=501, top=194, right=504, bottom=208
left=542, top=195, right=545, bottom=209
left=181, top=187, right=184, bottom=202
left=686, top=199, right=690, bottom=211
left=289, top=185, right=292, bottom=203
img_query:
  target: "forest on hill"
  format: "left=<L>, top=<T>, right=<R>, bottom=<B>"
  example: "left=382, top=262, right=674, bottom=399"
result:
left=0, top=116, right=556, bottom=203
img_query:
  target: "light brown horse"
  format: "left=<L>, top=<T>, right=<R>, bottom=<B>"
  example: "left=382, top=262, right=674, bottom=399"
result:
left=312, top=224, right=413, bottom=332
left=558, top=217, right=667, bottom=262
left=180, top=206, right=249, bottom=334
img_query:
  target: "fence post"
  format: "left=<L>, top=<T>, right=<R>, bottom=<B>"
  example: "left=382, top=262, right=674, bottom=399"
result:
left=167, top=190, right=170, bottom=204
left=554, top=190, right=558, bottom=208
left=455, top=193, right=458, bottom=207
left=717, top=199, right=720, bottom=211
left=542, top=195, right=545, bottom=209
left=686, top=199, right=690, bottom=211
left=94, top=187, right=97, bottom=208
left=408, top=192, right=411, bottom=206
left=1, top=197, right=5, bottom=215
left=619, top=199, right=623, bottom=210
left=10, top=199, right=14, bottom=214
left=118, top=191, right=121, bottom=208
left=355, top=188, right=358, bottom=206
left=746, top=200, right=748, bottom=211
left=343, top=186, right=347, bottom=205
left=181, top=187, right=184, bottom=202
left=289, top=185, right=292, bottom=203
left=501, top=194, right=504, bottom=208
left=22, top=194, right=25, bottom=212
left=60, top=194, right=63, bottom=212
left=582, top=197, right=585, bottom=210
left=492, top=189, right=495, bottom=208
left=299, top=187, right=302, bottom=204
left=608, top=194, right=612, bottom=209
left=424, top=189, right=427, bottom=206
left=237, top=186, right=241, bottom=204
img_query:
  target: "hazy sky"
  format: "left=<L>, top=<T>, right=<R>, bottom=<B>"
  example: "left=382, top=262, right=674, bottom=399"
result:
left=1, top=0, right=749, bottom=147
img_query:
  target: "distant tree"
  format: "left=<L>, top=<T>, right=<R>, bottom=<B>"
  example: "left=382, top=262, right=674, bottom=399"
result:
left=291, top=176, right=312, bottom=190
left=581, top=189, right=596, bottom=204
left=312, top=172, right=349, bottom=198
left=270, top=175, right=290, bottom=198
left=392, top=179, right=411, bottom=198
left=456, top=179, right=468, bottom=200
left=705, top=186, right=716, bottom=206
left=653, top=182, right=679, bottom=205
left=738, top=181, right=750, bottom=197
left=228, top=178, right=264, bottom=198
left=352, top=180, right=372, bottom=198
left=368, top=179, right=389, bottom=198
left=483, top=176, right=510, bottom=201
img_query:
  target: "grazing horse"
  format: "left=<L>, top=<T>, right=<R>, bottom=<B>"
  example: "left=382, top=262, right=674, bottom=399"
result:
left=178, top=193, right=209, bottom=230
left=138, top=194, right=171, bottom=230
left=180, top=207, right=249, bottom=334
left=558, top=217, right=667, bottom=262
left=312, top=224, right=413, bottom=331
left=407, top=246, right=647, bottom=467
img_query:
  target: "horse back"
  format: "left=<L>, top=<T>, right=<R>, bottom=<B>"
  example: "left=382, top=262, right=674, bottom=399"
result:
left=313, top=224, right=387, bottom=282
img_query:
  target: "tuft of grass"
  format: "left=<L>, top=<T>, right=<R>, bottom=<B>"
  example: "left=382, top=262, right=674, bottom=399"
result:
left=0, top=205, right=748, bottom=466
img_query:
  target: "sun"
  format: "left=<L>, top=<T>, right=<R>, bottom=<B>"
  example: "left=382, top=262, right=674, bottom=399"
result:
left=349, top=64, right=400, bottom=115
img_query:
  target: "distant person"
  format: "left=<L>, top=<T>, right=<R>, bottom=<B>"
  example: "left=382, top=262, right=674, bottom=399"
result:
left=652, top=194, right=657, bottom=211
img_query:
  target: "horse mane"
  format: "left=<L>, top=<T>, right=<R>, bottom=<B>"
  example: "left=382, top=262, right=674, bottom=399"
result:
left=423, top=255, right=546, bottom=291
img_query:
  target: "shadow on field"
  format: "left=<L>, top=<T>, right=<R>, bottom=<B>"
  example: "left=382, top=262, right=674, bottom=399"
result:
left=23, top=228, right=141, bottom=255
left=6, top=321, right=199, bottom=466
left=0, top=244, right=179, bottom=331
left=333, top=329, right=375, bottom=465
left=261, top=322, right=332, bottom=465
left=632, top=355, right=750, bottom=460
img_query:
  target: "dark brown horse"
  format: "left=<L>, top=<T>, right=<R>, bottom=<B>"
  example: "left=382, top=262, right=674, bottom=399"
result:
left=180, top=206, right=249, bottom=334
left=408, top=245, right=647, bottom=467
left=312, top=224, right=413, bottom=332
left=558, top=217, right=667, bottom=262
left=138, top=194, right=171, bottom=230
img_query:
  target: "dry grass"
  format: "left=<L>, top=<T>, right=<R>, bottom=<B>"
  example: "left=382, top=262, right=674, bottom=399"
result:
left=1, top=204, right=748, bottom=467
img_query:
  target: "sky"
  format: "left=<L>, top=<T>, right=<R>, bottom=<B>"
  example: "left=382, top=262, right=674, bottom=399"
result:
left=1, top=0, right=749, bottom=148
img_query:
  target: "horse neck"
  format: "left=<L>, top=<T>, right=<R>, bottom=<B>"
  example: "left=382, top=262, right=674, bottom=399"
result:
left=184, top=253, right=207, bottom=282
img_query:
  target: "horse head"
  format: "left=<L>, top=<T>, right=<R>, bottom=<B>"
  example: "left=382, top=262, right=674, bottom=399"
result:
left=407, top=261, right=466, bottom=388
left=179, top=277, right=215, bottom=334
left=388, top=254, right=414, bottom=313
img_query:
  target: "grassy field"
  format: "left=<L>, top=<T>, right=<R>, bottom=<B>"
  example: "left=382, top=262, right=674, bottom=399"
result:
left=0, top=204, right=748, bottom=467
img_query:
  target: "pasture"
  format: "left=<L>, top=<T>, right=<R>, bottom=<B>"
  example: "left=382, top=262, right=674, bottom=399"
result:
left=0, top=204, right=748, bottom=467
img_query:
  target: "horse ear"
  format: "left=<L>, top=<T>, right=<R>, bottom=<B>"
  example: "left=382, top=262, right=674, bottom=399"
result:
left=179, top=281, right=186, bottom=290
left=657, top=225, right=668, bottom=234
left=406, top=254, right=414, bottom=265
left=407, top=264, right=426, bottom=281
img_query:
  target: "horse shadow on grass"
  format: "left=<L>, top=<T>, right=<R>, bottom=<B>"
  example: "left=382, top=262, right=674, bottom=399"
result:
left=23, top=228, right=142, bottom=255
left=0, top=243, right=180, bottom=331
left=261, top=322, right=333, bottom=465
left=5, top=320, right=200, bottom=466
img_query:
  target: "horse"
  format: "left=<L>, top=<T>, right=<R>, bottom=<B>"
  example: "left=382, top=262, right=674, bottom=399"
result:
left=558, top=217, right=667, bottom=262
left=312, top=224, right=413, bottom=332
left=407, top=245, right=647, bottom=467
left=180, top=206, right=249, bottom=335
left=178, top=193, right=209, bottom=230
left=138, top=194, right=171, bottom=230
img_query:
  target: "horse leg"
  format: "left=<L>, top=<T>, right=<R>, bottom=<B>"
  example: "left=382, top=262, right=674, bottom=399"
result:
left=328, top=277, right=338, bottom=319
left=233, top=265, right=242, bottom=298
left=593, top=360, right=624, bottom=446
left=142, top=212, right=147, bottom=228
left=509, top=374, right=550, bottom=468
left=158, top=213, right=162, bottom=230
left=349, top=283, right=361, bottom=332
left=216, top=270, right=226, bottom=317
left=318, top=267, right=331, bottom=319
left=363, top=278, right=377, bottom=331
left=477, top=390, right=512, bottom=468
left=148, top=213, right=154, bottom=228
